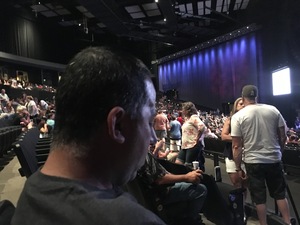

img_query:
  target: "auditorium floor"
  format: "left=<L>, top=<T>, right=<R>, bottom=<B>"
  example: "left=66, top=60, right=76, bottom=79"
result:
left=0, top=154, right=299, bottom=225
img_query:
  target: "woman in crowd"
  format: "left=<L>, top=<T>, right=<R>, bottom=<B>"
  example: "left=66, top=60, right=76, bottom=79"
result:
left=3, top=101, right=15, bottom=114
left=175, top=102, right=206, bottom=171
left=11, top=105, right=31, bottom=130
left=221, top=97, right=245, bottom=187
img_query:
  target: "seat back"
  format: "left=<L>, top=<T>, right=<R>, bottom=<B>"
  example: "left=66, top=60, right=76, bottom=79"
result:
left=0, top=200, right=15, bottom=225
left=125, top=177, right=171, bottom=224
left=156, top=158, right=192, bottom=174
left=201, top=174, right=235, bottom=225
left=13, top=127, right=40, bottom=177
left=0, top=126, right=22, bottom=157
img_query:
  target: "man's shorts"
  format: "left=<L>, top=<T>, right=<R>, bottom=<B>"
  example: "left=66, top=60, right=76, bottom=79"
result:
left=245, top=163, right=287, bottom=205
left=155, top=130, right=167, bottom=140
left=170, top=139, right=181, bottom=151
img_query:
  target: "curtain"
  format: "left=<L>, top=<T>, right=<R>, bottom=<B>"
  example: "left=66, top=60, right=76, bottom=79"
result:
left=158, top=33, right=262, bottom=109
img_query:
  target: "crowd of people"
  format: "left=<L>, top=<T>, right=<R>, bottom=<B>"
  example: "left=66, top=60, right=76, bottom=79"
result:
left=153, top=86, right=297, bottom=225
left=0, top=88, right=55, bottom=136
left=0, top=46, right=294, bottom=225
left=154, top=93, right=300, bottom=148
left=0, top=77, right=56, bottom=92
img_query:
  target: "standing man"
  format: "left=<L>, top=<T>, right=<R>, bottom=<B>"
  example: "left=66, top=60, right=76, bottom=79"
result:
left=153, top=110, right=169, bottom=141
left=26, top=96, right=39, bottom=118
left=153, top=109, right=169, bottom=152
left=231, top=85, right=291, bottom=225
left=12, top=47, right=165, bottom=225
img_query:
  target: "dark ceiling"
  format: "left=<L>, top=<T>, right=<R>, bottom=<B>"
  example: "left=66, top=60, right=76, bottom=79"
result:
left=7, top=0, right=300, bottom=60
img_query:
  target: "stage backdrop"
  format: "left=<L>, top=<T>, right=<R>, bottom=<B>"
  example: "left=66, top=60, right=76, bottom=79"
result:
left=158, top=33, right=262, bottom=110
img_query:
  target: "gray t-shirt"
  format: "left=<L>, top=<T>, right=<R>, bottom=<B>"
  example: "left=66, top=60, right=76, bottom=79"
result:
left=231, top=104, right=286, bottom=164
left=12, top=171, right=166, bottom=225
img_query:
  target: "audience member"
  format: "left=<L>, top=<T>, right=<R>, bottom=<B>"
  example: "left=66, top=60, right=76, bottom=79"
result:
left=25, top=96, right=39, bottom=118
left=175, top=102, right=206, bottom=171
left=231, top=85, right=291, bottom=225
left=177, top=111, right=184, bottom=125
left=153, top=109, right=169, bottom=141
left=2, top=101, right=15, bottom=114
left=151, top=139, right=171, bottom=159
left=221, top=97, right=245, bottom=188
left=36, top=116, right=49, bottom=137
left=46, top=112, right=55, bottom=130
left=204, top=126, right=219, bottom=139
left=0, top=88, right=9, bottom=109
left=168, top=115, right=181, bottom=162
left=39, top=99, right=48, bottom=111
left=138, top=146, right=207, bottom=225
left=10, top=105, right=31, bottom=130
left=12, top=46, right=165, bottom=225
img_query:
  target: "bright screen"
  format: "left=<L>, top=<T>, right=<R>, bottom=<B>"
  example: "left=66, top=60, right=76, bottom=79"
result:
left=272, top=67, right=291, bottom=96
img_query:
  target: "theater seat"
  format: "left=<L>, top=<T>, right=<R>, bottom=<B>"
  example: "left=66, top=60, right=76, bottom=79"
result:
left=13, top=127, right=40, bottom=178
left=0, top=200, right=15, bottom=225
left=125, top=177, right=171, bottom=224
left=126, top=158, right=243, bottom=225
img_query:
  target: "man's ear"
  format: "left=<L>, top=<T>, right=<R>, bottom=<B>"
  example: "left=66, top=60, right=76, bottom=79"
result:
left=107, top=107, right=126, bottom=143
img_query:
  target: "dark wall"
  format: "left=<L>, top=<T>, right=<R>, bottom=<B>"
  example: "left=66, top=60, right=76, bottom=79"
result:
left=0, top=3, right=153, bottom=89
left=0, top=3, right=87, bottom=64
left=0, top=2, right=153, bottom=66
left=255, top=0, right=300, bottom=127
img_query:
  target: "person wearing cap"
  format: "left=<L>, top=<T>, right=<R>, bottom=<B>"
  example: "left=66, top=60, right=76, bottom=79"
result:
left=231, top=85, right=291, bottom=225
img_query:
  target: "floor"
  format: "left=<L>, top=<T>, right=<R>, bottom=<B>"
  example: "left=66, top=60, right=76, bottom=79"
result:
left=0, top=152, right=299, bottom=225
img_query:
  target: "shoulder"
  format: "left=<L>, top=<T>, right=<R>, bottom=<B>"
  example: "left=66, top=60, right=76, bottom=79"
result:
left=89, top=193, right=165, bottom=224
left=19, top=173, right=165, bottom=224
left=259, top=104, right=281, bottom=115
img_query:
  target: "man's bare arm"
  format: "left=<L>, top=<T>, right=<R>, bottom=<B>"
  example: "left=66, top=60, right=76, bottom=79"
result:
left=155, top=170, right=203, bottom=185
left=232, top=136, right=243, bottom=170
left=277, top=126, right=287, bottom=152
left=221, top=119, right=232, bottom=142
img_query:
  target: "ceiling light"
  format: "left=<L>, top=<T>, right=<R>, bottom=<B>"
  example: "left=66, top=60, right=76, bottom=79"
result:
left=155, top=0, right=158, bottom=2
left=78, top=23, right=82, bottom=26
left=164, top=18, right=167, bottom=22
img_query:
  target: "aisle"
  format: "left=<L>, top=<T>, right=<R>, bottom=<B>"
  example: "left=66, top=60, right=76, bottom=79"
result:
left=0, top=156, right=26, bottom=205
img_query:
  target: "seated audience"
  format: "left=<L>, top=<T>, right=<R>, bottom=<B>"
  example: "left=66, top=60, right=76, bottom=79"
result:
left=11, top=46, right=165, bottom=225
left=36, top=116, right=48, bottom=137
left=2, top=101, right=15, bottom=114
left=151, top=139, right=171, bottom=159
left=46, top=112, right=55, bottom=130
left=138, top=145, right=207, bottom=225
left=10, top=105, right=31, bottom=130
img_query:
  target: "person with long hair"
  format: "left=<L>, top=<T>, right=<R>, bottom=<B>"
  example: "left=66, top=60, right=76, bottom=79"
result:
left=221, top=97, right=245, bottom=187
left=175, top=102, right=206, bottom=170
